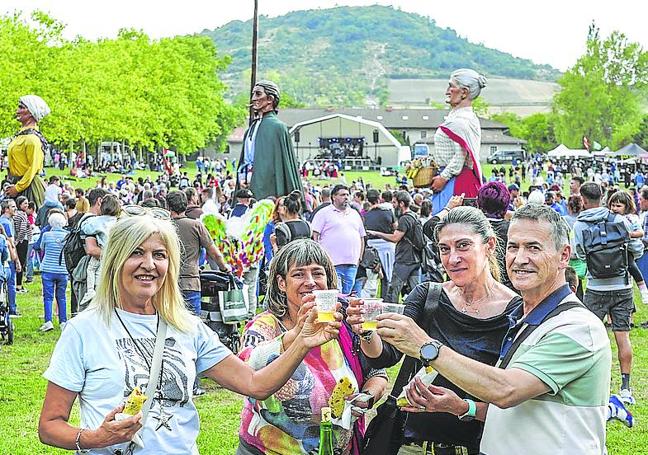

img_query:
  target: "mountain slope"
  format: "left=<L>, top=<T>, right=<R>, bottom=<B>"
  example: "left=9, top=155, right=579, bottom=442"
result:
left=202, top=5, right=561, bottom=106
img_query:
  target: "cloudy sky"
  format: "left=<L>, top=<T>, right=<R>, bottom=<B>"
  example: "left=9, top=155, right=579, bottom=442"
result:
left=2, top=0, right=646, bottom=71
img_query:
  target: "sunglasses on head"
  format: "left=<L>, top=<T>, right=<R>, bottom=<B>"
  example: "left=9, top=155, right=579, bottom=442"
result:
left=122, top=205, right=171, bottom=220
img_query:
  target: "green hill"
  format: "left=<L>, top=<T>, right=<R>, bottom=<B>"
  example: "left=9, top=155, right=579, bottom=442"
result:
left=201, top=5, right=561, bottom=106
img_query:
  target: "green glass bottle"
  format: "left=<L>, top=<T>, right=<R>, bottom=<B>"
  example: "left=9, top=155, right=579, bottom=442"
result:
left=318, top=406, right=334, bottom=455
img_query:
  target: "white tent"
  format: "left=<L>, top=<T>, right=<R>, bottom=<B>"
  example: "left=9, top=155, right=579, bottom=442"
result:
left=547, top=144, right=590, bottom=158
left=289, top=114, right=408, bottom=167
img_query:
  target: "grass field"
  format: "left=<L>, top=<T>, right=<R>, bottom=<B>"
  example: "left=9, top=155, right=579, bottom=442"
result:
left=1, top=165, right=646, bottom=454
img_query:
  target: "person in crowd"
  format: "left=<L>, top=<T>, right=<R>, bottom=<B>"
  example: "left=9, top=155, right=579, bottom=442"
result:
left=0, top=200, right=20, bottom=317
left=373, top=204, right=610, bottom=455
left=238, top=239, right=387, bottom=454
left=38, top=212, right=68, bottom=332
left=230, top=189, right=254, bottom=219
left=476, top=182, right=513, bottom=289
left=25, top=201, right=37, bottom=283
left=308, top=187, right=331, bottom=221
left=236, top=80, right=303, bottom=199
left=65, top=198, right=83, bottom=228
left=39, top=215, right=342, bottom=454
left=562, top=195, right=587, bottom=300
left=35, top=176, right=64, bottom=228
left=572, top=182, right=642, bottom=405
left=13, top=196, right=31, bottom=293
left=545, top=191, right=566, bottom=216
left=5, top=95, right=50, bottom=208
left=229, top=188, right=259, bottom=317
left=570, top=176, right=584, bottom=196
left=637, top=188, right=648, bottom=309
left=166, top=190, right=229, bottom=315
left=367, top=191, right=422, bottom=303
left=607, top=190, right=648, bottom=304
left=349, top=206, right=520, bottom=454
left=363, top=188, right=397, bottom=299
left=311, top=184, right=366, bottom=294
left=183, top=187, right=203, bottom=219
left=527, top=190, right=545, bottom=205
left=78, top=194, right=121, bottom=311
left=75, top=188, right=90, bottom=213
left=271, top=190, right=312, bottom=253
left=430, top=69, right=487, bottom=215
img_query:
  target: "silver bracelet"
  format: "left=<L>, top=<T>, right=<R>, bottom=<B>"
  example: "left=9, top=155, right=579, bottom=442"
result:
left=75, top=428, right=90, bottom=454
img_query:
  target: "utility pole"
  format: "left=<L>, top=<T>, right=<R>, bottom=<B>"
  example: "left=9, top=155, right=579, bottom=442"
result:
left=249, top=0, right=259, bottom=126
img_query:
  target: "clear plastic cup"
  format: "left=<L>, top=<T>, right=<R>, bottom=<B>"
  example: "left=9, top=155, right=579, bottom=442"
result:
left=381, top=302, right=405, bottom=315
left=361, top=298, right=384, bottom=331
left=313, top=289, right=338, bottom=322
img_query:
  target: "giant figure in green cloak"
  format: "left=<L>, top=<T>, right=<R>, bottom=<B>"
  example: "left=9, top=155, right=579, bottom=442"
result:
left=236, top=80, right=303, bottom=200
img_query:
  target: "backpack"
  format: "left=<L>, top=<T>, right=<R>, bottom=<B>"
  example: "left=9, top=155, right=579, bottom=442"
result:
left=581, top=211, right=629, bottom=280
left=60, top=215, right=96, bottom=274
left=274, top=220, right=312, bottom=249
left=403, top=212, right=426, bottom=253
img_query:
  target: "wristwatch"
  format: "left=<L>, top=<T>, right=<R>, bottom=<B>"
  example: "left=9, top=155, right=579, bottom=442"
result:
left=458, top=398, right=477, bottom=422
left=419, top=339, right=443, bottom=367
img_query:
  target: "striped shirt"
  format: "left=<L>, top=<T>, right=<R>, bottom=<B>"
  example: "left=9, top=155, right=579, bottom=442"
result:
left=40, top=227, right=67, bottom=274
left=13, top=210, right=30, bottom=243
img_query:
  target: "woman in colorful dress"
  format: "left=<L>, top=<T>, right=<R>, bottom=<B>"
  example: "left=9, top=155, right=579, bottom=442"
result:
left=238, top=240, right=388, bottom=454
left=430, top=69, right=487, bottom=215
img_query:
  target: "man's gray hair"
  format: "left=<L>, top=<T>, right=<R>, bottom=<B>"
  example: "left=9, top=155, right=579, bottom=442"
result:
left=265, top=239, right=338, bottom=318
left=511, top=203, right=570, bottom=250
left=450, top=68, right=487, bottom=100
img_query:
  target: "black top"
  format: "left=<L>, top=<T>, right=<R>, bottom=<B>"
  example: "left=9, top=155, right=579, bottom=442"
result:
left=489, top=218, right=514, bottom=290
left=368, top=283, right=522, bottom=450
left=363, top=206, right=395, bottom=239
left=395, top=212, right=419, bottom=265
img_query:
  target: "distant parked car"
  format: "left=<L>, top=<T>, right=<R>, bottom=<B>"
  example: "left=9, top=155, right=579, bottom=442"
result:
left=488, top=150, right=526, bottom=164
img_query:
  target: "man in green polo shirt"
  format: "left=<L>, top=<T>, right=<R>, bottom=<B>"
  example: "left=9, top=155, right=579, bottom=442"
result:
left=377, top=204, right=611, bottom=454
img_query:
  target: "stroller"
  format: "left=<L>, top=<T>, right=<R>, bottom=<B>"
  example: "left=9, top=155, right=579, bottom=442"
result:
left=0, top=273, right=13, bottom=345
left=200, top=270, right=245, bottom=353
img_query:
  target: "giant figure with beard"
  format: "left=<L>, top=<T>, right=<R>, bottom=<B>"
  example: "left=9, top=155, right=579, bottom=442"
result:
left=236, top=80, right=303, bottom=200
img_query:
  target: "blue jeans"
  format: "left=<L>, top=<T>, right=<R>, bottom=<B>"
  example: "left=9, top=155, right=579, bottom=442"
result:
left=7, top=262, right=16, bottom=314
left=335, top=264, right=358, bottom=295
left=26, top=243, right=35, bottom=281
left=42, top=271, right=68, bottom=323
left=182, top=290, right=202, bottom=315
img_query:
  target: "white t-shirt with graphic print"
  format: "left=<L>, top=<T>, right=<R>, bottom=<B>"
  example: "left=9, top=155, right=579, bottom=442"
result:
left=44, top=307, right=231, bottom=454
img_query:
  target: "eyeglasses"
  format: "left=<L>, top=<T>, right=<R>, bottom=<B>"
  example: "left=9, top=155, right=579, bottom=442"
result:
left=122, top=205, right=171, bottom=220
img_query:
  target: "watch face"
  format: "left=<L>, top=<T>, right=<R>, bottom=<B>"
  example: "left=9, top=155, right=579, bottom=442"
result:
left=420, top=342, right=439, bottom=362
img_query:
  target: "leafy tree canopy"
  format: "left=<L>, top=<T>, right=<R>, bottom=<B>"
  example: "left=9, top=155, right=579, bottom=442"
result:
left=0, top=12, right=244, bottom=154
left=552, top=23, right=647, bottom=150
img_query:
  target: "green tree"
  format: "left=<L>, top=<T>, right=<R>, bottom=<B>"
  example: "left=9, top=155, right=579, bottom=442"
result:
left=552, top=24, right=647, bottom=149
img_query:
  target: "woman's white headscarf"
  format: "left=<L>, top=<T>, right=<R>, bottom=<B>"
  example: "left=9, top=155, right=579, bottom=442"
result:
left=19, top=95, right=51, bottom=122
left=450, top=69, right=487, bottom=100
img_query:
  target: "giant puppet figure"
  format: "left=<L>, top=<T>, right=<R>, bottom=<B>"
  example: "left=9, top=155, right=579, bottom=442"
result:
left=5, top=95, right=50, bottom=208
left=430, top=69, right=487, bottom=215
left=236, top=80, right=303, bottom=200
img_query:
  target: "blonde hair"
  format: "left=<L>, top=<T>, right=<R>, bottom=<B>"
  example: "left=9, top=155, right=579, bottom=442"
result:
left=92, top=214, right=194, bottom=332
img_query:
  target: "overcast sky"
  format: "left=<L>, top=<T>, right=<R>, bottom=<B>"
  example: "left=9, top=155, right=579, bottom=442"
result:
left=2, top=0, right=646, bottom=71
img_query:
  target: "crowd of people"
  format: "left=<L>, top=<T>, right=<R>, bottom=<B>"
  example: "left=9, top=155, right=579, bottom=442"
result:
left=2, top=70, right=642, bottom=454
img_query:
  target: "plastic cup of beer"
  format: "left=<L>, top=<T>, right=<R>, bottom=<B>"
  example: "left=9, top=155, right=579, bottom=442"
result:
left=381, top=302, right=406, bottom=315
left=313, top=289, right=339, bottom=322
left=361, top=298, right=384, bottom=331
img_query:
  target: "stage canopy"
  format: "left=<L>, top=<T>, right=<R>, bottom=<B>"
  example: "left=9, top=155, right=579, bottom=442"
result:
left=289, top=113, right=410, bottom=167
